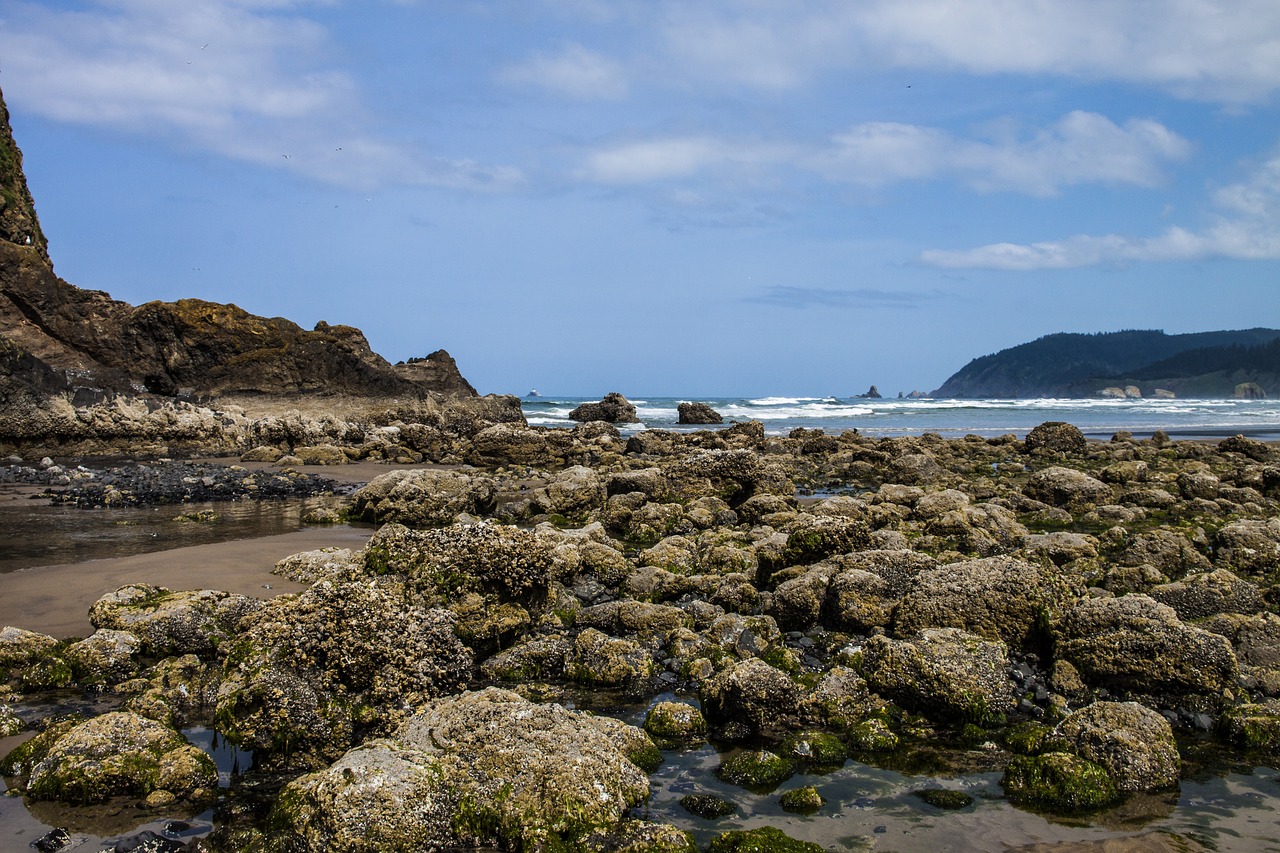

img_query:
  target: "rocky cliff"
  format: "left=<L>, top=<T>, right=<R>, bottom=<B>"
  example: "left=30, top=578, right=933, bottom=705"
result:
left=0, top=85, right=514, bottom=453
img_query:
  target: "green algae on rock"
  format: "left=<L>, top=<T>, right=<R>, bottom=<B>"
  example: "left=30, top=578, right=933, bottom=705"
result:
left=1001, top=752, right=1120, bottom=813
left=17, top=711, right=215, bottom=805
left=680, top=793, right=737, bottom=819
left=643, top=700, right=708, bottom=740
left=707, top=826, right=826, bottom=853
left=717, top=749, right=794, bottom=792
left=779, top=784, right=825, bottom=813
left=913, top=787, right=974, bottom=809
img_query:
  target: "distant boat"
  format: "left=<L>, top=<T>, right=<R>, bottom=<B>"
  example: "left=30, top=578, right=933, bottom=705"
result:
left=526, top=389, right=541, bottom=398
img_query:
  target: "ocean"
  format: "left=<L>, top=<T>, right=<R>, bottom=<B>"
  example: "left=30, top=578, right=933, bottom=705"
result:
left=521, top=395, right=1280, bottom=440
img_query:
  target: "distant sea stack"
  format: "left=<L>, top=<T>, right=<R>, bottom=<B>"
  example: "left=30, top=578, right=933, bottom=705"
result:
left=0, top=85, right=519, bottom=453
left=932, top=329, right=1280, bottom=399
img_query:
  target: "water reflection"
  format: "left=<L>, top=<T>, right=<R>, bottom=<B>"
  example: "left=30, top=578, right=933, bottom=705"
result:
left=0, top=495, right=350, bottom=573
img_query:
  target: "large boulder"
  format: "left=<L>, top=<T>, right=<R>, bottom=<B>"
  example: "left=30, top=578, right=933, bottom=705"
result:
left=468, top=422, right=562, bottom=467
left=215, top=570, right=472, bottom=762
left=892, top=556, right=1076, bottom=651
left=20, top=711, right=216, bottom=805
left=362, top=521, right=560, bottom=611
left=666, top=449, right=793, bottom=507
left=0, top=625, right=59, bottom=669
left=860, top=628, right=1016, bottom=724
left=88, top=584, right=261, bottom=657
left=1054, top=595, right=1239, bottom=699
left=348, top=468, right=497, bottom=527
left=1214, top=519, right=1280, bottom=576
left=273, top=688, right=652, bottom=851
left=1024, top=467, right=1113, bottom=510
left=1148, top=569, right=1266, bottom=621
left=677, top=402, right=723, bottom=425
left=700, top=657, right=801, bottom=737
left=570, top=393, right=638, bottom=424
left=1024, top=421, right=1087, bottom=455
left=1055, top=701, right=1180, bottom=793
left=540, top=465, right=606, bottom=519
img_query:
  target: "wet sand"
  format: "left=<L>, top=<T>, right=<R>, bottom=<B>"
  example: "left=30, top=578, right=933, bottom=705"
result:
left=0, top=459, right=442, bottom=638
left=0, top=525, right=373, bottom=639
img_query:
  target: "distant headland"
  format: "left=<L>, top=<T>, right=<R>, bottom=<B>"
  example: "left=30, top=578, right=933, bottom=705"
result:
left=932, top=329, right=1280, bottom=399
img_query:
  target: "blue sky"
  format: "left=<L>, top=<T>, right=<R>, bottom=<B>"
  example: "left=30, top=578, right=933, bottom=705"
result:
left=2, top=1, right=1279, bottom=397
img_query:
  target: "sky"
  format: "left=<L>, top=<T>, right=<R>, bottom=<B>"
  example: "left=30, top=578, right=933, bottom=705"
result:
left=2, top=1, right=1279, bottom=398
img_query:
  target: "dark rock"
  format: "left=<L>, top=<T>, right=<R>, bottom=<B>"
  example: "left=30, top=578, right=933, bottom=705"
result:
left=678, top=401, right=724, bottom=424
left=680, top=794, right=736, bottom=819
left=569, top=393, right=638, bottom=423
left=1024, top=421, right=1087, bottom=455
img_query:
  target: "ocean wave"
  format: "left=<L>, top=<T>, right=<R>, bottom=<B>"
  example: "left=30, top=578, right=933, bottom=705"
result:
left=747, top=396, right=839, bottom=406
left=719, top=403, right=875, bottom=419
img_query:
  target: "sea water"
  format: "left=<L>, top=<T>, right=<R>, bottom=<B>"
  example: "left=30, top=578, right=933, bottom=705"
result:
left=522, top=395, right=1280, bottom=439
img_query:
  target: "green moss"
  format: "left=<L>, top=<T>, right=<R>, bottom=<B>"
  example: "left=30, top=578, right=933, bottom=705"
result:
left=1003, top=722, right=1051, bottom=756
left=779, top=731, right=847, bottom=765
left=707, top=826, right=825, bottom=853
left=913, top=788, right=974, bottom=810
left=679, top=794, right=736, bottom=819
left=362, top=544, right=395, bottom=575
left=717, top=749, right=794, bottom=792
left=626, top=741, right=663, bottom=773
left=757, top=645, right=801, bottom=675
left=1219, top=705, right=1280, bottom=752
left=779, top=784, right=825, bottom=813
left=1001, top=752, right=1119, bottom=814
left=848, top=719, right=899, bottom=752
left=452, top=789, right=508, bottom=844
left=19, top=653, right=74, bottom=691
left=642, top=703, right=707, bottom=740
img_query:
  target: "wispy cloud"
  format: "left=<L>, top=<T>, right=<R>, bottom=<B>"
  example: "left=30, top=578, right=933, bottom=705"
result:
left=0, top=0, right=522, bottom=192
left=814, top=112, right=1191, bottom=196
left=922, top=147, right=1280, bottom=270
left=577, top=136, right=793, bottom=184
left=498, top=43, right=628, bottom=100
left=654, top=0, right=1280, bottom=104
left=577, top=112, right=1189, bottom=197
left=743, top=286, right=944, bottom=309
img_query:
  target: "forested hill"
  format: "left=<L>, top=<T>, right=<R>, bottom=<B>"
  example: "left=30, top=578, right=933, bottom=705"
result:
left=931, top=329, right=1280, bottom=398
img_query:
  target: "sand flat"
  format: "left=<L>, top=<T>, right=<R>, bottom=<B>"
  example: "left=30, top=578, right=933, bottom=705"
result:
left=0, top=525, right=372, bottom=638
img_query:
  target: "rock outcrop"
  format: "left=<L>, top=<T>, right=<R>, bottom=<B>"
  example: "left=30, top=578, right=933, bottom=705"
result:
left=0, top=84, right=510, bottom=454
left=677, top=401, right=723, bottom=424
left=570, top=392, right=638, bottom=424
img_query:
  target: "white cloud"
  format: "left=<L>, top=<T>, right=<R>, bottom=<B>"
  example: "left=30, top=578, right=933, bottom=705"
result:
left=498, top=43, right=628, bottom=100
left=922, top=149, right=1280, bottom=269
left=578, top=136, right=791, bottom=184
left=0, top=0, right=522, bottom=192
left=815, top=112, right=1191, bottom=196
left=654, top=0, right=1280, bottom=104
left=578, top=112, right=1189, bottom=197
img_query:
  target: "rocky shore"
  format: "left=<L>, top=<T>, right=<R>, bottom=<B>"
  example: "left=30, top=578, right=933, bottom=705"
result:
left=1, top=416, right=1279, bottom=850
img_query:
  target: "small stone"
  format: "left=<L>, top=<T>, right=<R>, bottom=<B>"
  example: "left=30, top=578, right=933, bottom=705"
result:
left=679, top=794, right=736, bottom=819
left=913, top=788, right=974, bottom=809
left=779, top=784, right=825, bottom=813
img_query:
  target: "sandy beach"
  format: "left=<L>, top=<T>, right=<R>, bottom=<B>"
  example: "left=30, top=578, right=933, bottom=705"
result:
left=0, top=525, right=374, bottom=638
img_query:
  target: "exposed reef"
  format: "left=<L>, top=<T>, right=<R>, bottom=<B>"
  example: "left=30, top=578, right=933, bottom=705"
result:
left=4, top=419, right=1280, bottom=849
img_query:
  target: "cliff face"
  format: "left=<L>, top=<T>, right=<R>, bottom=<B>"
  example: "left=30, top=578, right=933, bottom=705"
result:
left=0, top=85, right=477, bottom=404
